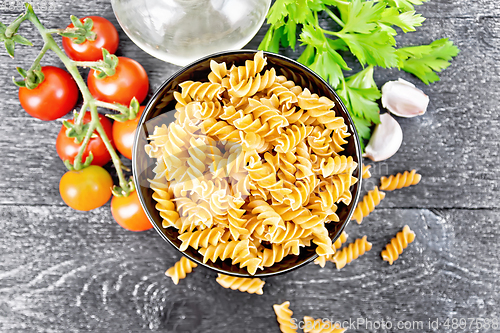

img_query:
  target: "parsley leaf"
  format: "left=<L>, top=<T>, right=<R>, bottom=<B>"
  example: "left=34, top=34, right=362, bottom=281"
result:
left=299, top=23, right=350, bottom=87
left=380, top=8, right=426, bottom=32
left=349, top=114, right=372, bottom=150
left=336, top=29, right=398, bottom=68
left=258, top=0, right=459, bottom=151
left=397, top=38, right=460, bottom=84
left=336, top=66, right=381, bottom=145
left=267, top=0, right=293, bottom=25
left=383, top=0, right=429, bottom=12
left=339, top=0, right=386, bottom=34
left=333, top=0, right=399, bottom=68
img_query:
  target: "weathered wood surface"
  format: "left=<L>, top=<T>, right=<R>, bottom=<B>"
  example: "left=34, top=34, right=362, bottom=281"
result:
left=0, top=0, right=499, bottom=332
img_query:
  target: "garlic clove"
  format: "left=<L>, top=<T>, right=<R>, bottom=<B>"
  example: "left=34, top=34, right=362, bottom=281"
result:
left=381, top=78, right=429, bottom=118
left=363, top=113, right=403, bottom=162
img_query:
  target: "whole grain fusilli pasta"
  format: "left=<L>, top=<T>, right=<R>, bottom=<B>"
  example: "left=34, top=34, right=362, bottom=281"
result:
left=351, top=186, right=386, bottom=224
left=165, top=256, right=198, bottom=285
left=380, top=169, right=422, bottom=191
left=216, top=273, right=265, bottom=295
left=146, top=51, right=358, bottom=274
left=273, top=301, right=297, bottom=333
left=333, top=236, right=372, bottom=270
left=381, top=225, right=416, bottom=265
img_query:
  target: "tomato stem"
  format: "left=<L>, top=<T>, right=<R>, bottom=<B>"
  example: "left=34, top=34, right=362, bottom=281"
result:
left=92, top=102, right=132, bottom=194
left=20, top=4, right=133, bottom=197
left=73, top=121, right=96, bottom=170
left=44, top=28, right=63, bottom=35
left=94, top=100, right=129, bottom=114
left=27, top=43, right=50, bottom=72
left=75, top=101, right=88, bottom=127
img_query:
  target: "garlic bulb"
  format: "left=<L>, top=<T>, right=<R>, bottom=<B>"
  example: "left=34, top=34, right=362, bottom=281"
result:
left=363, top=113, right=403, bottom=162
left=381, top=78, right=429, bottom=118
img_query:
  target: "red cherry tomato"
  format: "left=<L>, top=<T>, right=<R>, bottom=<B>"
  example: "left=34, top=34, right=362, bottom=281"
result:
left=59, top=165, right=113, bottom=211
left=112, top=106, right=145, bottom=160
left=56, top=113, right=114, bottom=167
left=111, top=190, right=152, bottom=231
left=18, top=66, right=78, bottom=121
left=87, top=57, right=149, bottom=105
left=62, top=16, right=119, bottom=61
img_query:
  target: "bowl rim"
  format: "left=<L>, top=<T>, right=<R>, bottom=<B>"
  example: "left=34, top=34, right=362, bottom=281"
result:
left=132, top=49, right=363, bottom=277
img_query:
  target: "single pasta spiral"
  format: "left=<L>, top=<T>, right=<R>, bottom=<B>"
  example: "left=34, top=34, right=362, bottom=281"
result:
left=314, top=231, right=348, bottom=268
left=318, top=155, right=356, bottom=178
left=275, top=123, right=314, bottom=153
left=351, top=186, right=386, bottom=224
left=311, top=225, right=335, bottom=256
left=380, top=169, right=422, bottom=191
left=165, top=256, right=198, bottom=285
left=179, top=81, right=224, bottom=101
left=178, top=227, right=225, bottom=251
left=303, top=317, right=346, bottom=333
left=273, top=301, right=297, bottom=333
left=381, top=225, right=416, bottom=265
left=333, top=236, right=372, bottom=270
left=208, top=60, right=228, bottom=84
left=216, top=273, right=265, bottom=295
left=199, top=240, right=250, bottom=264
left=362, top=164, right=372, bottom=179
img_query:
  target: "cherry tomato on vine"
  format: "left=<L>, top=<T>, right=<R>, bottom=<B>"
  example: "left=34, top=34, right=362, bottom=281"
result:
left=112, top=106, right=145, bottom=160
left=56, top=112, right=114, bottom=167
left=87, top=57, right=149, bottom=105
left=111, top=190, right=152, bottom=231
left=59, top=165, right=113, bottom=211
left=18, top=66, right=79, bottom=121
left=62, top=16, right=119, bottom=61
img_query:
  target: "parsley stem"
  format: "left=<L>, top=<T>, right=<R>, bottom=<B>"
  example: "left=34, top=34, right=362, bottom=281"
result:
left=325, top=7, right=345, bottom=28
left=320, top=28, right=338, bottom=36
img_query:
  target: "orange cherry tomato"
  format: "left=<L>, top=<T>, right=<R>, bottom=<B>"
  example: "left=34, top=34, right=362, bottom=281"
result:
left=112, top=106, right=145, bottom=160
left=87, top=57, right=149, bottom=105
left=59, top=165, right=113, bottom=211
left=111, top=190, right=152, bottom=231
left=62, top=16, right=119, bottom=61
left=19, top=66, right=78, bottom=121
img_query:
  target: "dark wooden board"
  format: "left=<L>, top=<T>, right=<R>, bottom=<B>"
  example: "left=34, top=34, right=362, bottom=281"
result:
left=0, top=0, right=499, bottom=332
left=1, top=206, right=499, bottom=332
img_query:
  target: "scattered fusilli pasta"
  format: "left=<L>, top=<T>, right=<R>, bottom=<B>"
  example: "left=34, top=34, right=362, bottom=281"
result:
left=351, top=187, right=385, bottom=224
left=362, top=164, right=372, bottom=179
left=273, top=301, right=297, bottom=333
left=165, top=256, right=198, bottom=285
left=380, top=169, right=421, bottom=191
left=216, top=273, right=265, bottom=295
left=381, top=225, right=416, bottom=265
left=332, top=236, right=372, bottom=270
left=314, top=231, right=348, bottom=268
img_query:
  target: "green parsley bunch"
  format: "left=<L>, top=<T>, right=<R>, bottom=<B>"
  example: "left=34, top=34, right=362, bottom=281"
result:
left=258, top=0, right=459, bottom=148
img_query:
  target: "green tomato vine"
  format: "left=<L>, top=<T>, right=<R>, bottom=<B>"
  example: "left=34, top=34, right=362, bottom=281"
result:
left=1, top=3, right=137, bottom=197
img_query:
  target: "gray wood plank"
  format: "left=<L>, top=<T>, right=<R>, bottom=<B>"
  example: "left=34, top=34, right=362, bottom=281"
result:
left=0, top=205, right=498, bottom=332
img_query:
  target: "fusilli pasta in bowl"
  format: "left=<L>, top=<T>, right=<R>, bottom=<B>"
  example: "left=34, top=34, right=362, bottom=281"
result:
left=133, top=50, right=363, bottom=277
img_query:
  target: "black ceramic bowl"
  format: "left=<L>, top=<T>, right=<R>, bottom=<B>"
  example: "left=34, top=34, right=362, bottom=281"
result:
left=133, top=50, right=363, bottom=277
